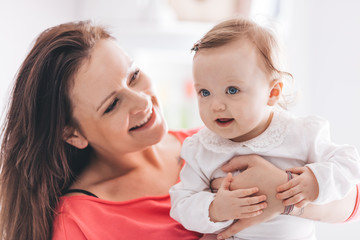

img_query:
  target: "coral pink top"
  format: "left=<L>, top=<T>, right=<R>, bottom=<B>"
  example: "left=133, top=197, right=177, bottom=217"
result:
left=52, top=129, right=202, bottom=240
left=52, top=128, right=360, bottom=239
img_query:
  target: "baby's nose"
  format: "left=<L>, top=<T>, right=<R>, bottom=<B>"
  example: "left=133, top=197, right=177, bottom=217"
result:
left=211, top=100, right=226, bottom=112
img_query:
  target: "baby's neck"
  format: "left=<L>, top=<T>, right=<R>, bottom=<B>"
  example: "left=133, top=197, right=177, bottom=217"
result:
left=230, top=111, right=274, bottom=142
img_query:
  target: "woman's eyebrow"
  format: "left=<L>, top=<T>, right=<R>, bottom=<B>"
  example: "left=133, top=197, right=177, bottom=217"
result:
left=96, top=61, right=136, bottom=112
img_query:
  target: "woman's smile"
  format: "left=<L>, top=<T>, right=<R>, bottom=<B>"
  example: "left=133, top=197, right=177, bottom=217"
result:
left=129, top=107, right=155, bottom=131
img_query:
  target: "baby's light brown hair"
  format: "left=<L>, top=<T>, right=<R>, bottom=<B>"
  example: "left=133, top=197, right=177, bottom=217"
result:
left=192, top=17, right=294, bottom=108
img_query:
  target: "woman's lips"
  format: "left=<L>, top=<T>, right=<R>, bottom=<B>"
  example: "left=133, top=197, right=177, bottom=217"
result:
left=215, top=118, right=234, bottom=127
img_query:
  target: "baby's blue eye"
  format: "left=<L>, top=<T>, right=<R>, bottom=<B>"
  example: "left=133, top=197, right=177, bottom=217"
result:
left=226, top=87, right=239, bottom=95
left=200, top=89, right=210, bottom=97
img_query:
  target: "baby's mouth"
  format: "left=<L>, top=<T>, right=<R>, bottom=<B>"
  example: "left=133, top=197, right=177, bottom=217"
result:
left=215, top=118, right=234, bottom=126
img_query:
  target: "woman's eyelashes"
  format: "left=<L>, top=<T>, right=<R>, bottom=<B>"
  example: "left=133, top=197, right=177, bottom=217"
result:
left=104, top=98, right=119, bottom=114
left=103, top=69, right=141, bottom=115
left=129, top=69, right=140, bottom=85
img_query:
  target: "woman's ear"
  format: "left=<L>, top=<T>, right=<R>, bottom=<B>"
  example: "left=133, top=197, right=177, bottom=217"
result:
left=267, top=80, right=283, bottom=106
left=63, top=126, right=88, bottom=149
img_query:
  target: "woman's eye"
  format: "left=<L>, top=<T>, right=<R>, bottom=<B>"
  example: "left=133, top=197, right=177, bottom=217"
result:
left=199, top=89, right=210, bottom=97
left=129, top=69, right=140, bottom=84
left=104, top=98, right=119, bottom=114
left=226, top=87, right=239, bottom=95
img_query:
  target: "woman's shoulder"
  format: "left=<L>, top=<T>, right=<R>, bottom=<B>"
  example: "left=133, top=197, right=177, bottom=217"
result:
left=52, top=196, right=95, bottom=239
left=55, top=195, right=100, bottom=217
left=53, top=195, right=144, bottom=239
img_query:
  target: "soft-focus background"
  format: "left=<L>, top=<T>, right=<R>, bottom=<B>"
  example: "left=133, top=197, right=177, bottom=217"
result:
left=1, top=0, right=360, bottom=239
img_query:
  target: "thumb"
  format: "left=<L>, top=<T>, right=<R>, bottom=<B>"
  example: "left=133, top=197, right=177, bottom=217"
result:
left=221, top=155, right=249, bottom=172
left=219, top=172, right=233, bottom=191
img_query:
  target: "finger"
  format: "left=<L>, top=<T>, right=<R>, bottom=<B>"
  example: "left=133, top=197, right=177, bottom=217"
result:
left=232, top=187, right=259, bottom=198
left=217, top=220, right=253, bottom=240
left=219, top=172, right=233, bottom=191
left=277, top=177, right=300, bottom=192
left=276, top=185, right=301, bottom=200
left=238, top=202, right=267, bottom=214
left=236, top=195, right=267, bottom=206
left=236, top=209, right=264, bottom=219
left=221, top=156, right=250, bottom=172
left=282, top=194, right=304, bottom=206
left=286, top=167, right=305, bottom=174
left=295, top=200, right=308, bottom=208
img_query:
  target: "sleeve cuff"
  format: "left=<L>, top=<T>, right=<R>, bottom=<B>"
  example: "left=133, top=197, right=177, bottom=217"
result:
left=203, top=194, right=234, bottom=233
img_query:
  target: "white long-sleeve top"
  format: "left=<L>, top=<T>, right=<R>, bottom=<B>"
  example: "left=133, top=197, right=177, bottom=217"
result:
left=170, top=110, right=360, bottom=240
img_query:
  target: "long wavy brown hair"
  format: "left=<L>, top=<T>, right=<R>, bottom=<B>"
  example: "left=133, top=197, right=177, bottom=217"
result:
left=0, top=21, right=111, bottom=240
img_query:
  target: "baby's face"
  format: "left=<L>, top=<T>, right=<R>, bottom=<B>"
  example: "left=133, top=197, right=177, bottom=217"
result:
left=192, top=39, right=274, bottom=142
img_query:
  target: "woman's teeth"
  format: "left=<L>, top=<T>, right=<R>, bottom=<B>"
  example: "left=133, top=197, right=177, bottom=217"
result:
left=130, top=109, right=153, bottom=131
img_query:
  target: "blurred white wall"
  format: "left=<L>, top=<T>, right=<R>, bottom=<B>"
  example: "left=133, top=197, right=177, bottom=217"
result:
left=0, top=0, right=81, bottom=121
left=285, top=1, right=360, bottom=239
left=286, top=0, right=360, bottom=150
left=0, top=0, right=360, bottom=239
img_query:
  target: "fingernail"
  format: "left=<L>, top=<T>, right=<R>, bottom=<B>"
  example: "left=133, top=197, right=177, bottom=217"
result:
left=217, top=235, right=224, bottom=240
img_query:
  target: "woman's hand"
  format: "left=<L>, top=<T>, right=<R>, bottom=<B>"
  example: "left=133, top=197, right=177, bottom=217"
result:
left=210, top=155, right=288, bottom=240
left=210, top=155, right=359, bottom=239
left=276, top=166, right=319, bottom=208
left=209, top=173, right=267, bottom=222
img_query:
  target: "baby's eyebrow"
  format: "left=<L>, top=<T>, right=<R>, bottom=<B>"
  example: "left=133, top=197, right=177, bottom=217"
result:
left=194, top=83, right=203, bottom=89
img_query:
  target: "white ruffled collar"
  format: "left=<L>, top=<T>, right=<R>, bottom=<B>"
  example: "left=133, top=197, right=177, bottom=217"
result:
left=197, top=110, right=289, bottom=153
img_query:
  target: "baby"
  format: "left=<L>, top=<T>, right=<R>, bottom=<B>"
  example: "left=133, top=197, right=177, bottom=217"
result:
left=170, top=17, right=360, bottom=240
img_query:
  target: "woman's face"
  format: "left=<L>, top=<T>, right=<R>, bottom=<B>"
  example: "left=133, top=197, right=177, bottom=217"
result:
left=69, top=39, right=167, bottom=156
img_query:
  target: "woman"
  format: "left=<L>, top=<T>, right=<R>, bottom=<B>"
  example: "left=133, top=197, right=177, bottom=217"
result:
left=0, top=21, right=358, bottom=240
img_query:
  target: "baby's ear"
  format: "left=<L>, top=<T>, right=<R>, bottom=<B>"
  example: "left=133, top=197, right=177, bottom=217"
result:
left=63, top=126, right=89, bottom=149
left=267, top=80, right=283, bottom=106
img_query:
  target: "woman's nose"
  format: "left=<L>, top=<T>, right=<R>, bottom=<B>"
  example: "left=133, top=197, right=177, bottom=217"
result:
left=126, top=90, right=151, bottom=115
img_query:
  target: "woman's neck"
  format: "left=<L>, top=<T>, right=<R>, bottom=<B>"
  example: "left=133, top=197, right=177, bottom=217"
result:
left=69, top=132, right=182, bottom=200
left=70, top=132, right=180, bottom=190
left=76, top=145, right=160, bottom=186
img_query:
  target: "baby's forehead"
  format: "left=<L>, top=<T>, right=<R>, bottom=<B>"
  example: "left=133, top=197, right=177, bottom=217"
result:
left=193, top=39, right=264, bottom=68
left=194, top=38, right=261, bottom=59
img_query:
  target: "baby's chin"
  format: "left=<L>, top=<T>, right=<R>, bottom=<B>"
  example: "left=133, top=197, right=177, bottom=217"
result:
left=210, top=128, right=241, bottom=141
